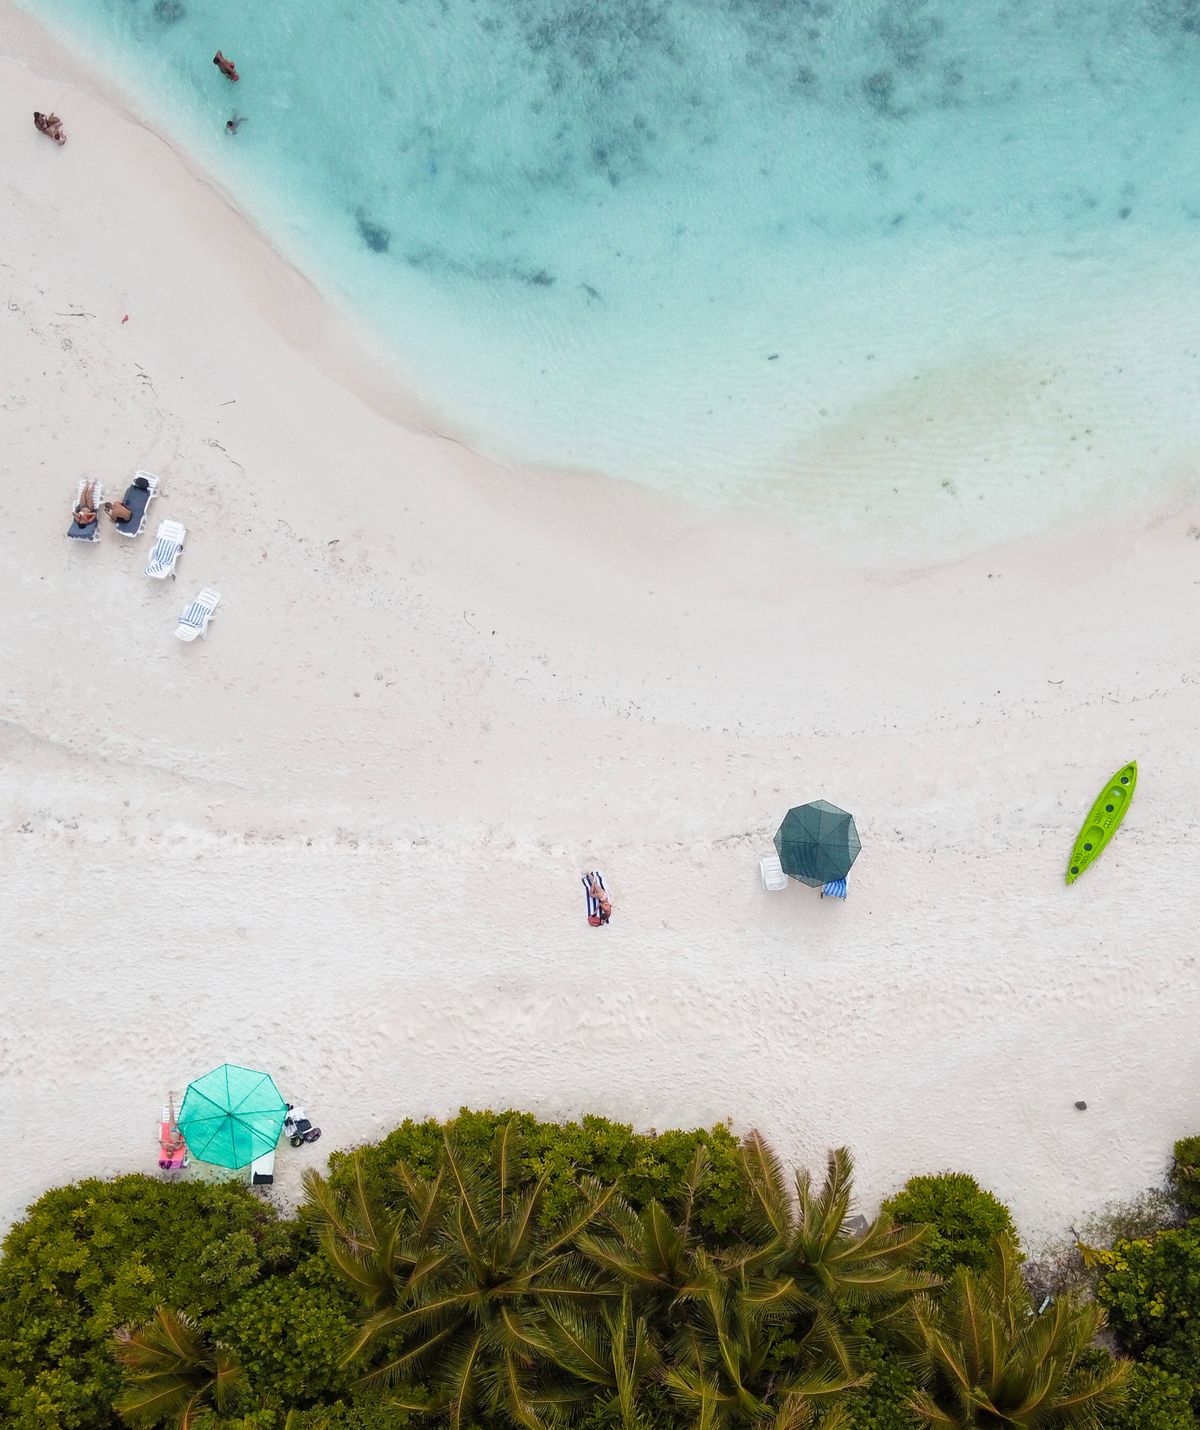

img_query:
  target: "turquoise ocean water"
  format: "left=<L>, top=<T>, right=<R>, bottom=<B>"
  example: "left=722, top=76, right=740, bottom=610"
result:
left=17, top=0, right=1200, bottom=539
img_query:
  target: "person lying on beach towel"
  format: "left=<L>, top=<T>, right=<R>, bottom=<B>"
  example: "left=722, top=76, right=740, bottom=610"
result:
left=582, top=871, right=612, bottom=926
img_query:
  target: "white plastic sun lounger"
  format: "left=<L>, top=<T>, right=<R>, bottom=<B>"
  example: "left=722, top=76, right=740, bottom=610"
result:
left=175, top=587, right=221, bottom=642
left=145, top=518, right=187, bottom=579
left=760, top=853, right=788, bottom=891
left=250, top=1145, right=275, bottom=1186
left=67, top=480, right=103, bottom=542
left=115, top=472, right=159, bottom=538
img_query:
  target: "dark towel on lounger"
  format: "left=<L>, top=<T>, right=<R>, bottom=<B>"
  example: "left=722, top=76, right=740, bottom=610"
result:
left=116, top=482, right=152, bottom=535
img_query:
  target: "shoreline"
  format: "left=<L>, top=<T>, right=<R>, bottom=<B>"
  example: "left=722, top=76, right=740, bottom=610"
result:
left=3, top=0, right=1200, bottom=1246
left=11, top=2, right=1200, bottom=566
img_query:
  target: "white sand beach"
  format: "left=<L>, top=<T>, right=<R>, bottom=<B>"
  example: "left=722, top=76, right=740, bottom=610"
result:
left=2, top=2, right=1199, bottom=1245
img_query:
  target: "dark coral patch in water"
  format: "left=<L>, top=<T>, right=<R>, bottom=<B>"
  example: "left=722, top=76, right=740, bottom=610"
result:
left=356, top=211, right=391, bottom=253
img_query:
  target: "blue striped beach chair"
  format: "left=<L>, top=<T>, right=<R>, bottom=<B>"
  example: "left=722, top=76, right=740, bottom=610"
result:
left=175, top=587, right=221, bottom=642
left=820, top=879, right=847, bottom=899
left=145, top=518, right=187, bottom=579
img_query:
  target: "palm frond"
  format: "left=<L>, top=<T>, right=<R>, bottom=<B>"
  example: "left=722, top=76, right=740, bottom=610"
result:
left=536, top=1176, right=621, bottom=1264
left=577, top=1231, right=676, bottom=1290
left=680, top=1145, right=712, bottom=1236
left=543, top=1304, right=614, bottom=1385
left=505, top=1181, right=546, bottom=1270
left=740, top=1131, right=793, bottom=1245
left=443, top=1136, right=485, bottom=1241
left=112, top=1307, right=244, bottom=1430
left=441, top=1331, right=484, bottom=1430
left=354, top=1323, right=457, bottom=1390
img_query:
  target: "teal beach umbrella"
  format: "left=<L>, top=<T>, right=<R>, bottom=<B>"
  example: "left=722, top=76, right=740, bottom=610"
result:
left=774, top=801, right=862, bottom=888
left=177, top=1064, right=287, bottom=1169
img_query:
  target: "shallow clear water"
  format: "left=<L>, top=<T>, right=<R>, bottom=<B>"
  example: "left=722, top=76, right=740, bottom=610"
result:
left=18, top=0, right=1200, bottom=538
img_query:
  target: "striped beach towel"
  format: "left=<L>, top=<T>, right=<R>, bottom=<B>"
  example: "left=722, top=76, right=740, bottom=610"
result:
left=582, top=870, right=608, bottom=924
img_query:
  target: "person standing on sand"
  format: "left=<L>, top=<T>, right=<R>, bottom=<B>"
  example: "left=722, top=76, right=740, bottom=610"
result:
left=213, top=50, right=239, bottom=81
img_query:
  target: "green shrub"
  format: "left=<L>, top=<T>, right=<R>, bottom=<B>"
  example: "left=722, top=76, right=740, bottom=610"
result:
left=1171, top=1135, right=1200, bottom=1216
left=1089, top=1359, right=1196, bottom=1430
left=1096, top=1223, right=1200, bottom=1382
left=835, top=1317, right=920, bottom=1429
left=0, top=1116, right=754, bottom=1428
left=195, top=1400, right=417, bottom=1428
left=325, top=1108, right=750, bottom=1238
left=280, top=1408, right=419, bottom=1428
left=881, top=1172, right=1016, bottom=1279
left=0, top=1175, right=298, bottom=1429
left=213, top=1255, right=359, bottom=1406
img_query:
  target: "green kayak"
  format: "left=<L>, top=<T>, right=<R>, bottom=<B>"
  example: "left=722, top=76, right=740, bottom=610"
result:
left=1066, top=762, right=1137, bottom=885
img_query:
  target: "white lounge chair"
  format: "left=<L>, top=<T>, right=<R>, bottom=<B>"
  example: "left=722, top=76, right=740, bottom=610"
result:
left=760, top=853, right=788, bottom=891
left=250, top=1146, right=275, bottom=1186
left=145, top=518, right=186, bottom=579
left=67, top=480, right=103, bottom=542
left=175, top=587, right=220, bottom=642
left=115, top=472, right=159, bottom=537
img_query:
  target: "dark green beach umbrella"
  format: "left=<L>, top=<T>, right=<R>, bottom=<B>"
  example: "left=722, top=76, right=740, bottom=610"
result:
left=177, top=1063, right=287, bottom=1170
left=774, top=801, right=861, bottom=888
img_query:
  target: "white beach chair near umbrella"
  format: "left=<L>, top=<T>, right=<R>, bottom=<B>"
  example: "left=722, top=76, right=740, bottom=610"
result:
left=759, top=853, right=788, bottom=891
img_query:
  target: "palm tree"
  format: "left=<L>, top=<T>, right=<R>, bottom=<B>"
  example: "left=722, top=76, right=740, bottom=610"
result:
left=579, top=1145, right=866, bottom=1426
left=907, top=1234, right=1130, bottom=1427
left=541, top=1292, right=659, bottom=1429
left=737, top=1135, right=936, bottom=1378
left=576, top=1146, right=715, bottom=1314
left=306, top=1120, right=620, bottom=1429
left=662, top=1247, right=864, bottom=1426
left=112, top=1305, right=245, bottom=1429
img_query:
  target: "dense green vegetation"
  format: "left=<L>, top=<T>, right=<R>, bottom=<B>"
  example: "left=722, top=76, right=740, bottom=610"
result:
left=881, top=1173, right=1016, bottom=1281
left=3, top=1114, right=1198, bottom=1429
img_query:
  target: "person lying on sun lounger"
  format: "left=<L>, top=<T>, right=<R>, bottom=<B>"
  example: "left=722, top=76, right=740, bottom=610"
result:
left=72, top=482, right=98, bottom=529
left=110, top=473, right=157, bottom=536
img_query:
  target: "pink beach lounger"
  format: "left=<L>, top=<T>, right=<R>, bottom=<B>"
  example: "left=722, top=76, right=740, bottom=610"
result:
left=158, top=1101, right=188, bottom=1171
